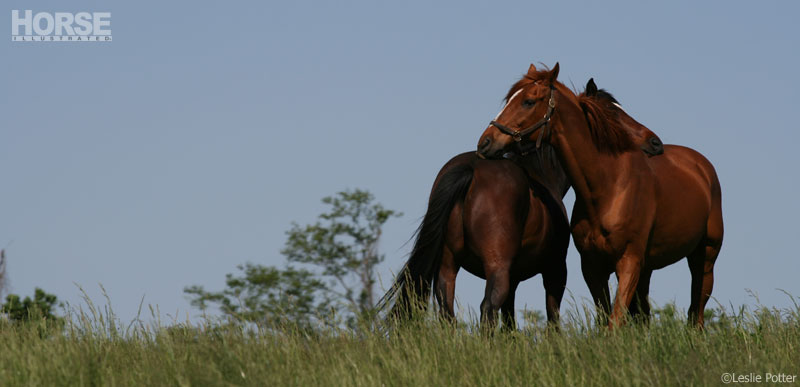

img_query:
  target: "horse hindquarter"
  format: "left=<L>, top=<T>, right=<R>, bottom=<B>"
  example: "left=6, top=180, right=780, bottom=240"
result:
left=645, top=145, right=721, bottom=270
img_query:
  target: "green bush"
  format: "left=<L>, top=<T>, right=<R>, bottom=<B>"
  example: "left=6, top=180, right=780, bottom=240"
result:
left=1, top=287, right=62, bottom=322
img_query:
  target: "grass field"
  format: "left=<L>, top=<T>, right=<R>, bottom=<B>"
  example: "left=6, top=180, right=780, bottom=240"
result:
left=0, top=297, right=798, bottom=386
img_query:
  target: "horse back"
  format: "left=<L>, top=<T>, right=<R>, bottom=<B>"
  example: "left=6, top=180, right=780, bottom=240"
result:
left=649, top=145, right=721, bottom=209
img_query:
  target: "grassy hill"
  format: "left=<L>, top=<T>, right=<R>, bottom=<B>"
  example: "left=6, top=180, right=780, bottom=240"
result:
left=0, top=300, right=798, bottom=386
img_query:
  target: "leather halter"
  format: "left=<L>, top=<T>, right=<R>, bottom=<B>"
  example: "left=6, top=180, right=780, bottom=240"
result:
left=489, top=86, right=556, bottom=152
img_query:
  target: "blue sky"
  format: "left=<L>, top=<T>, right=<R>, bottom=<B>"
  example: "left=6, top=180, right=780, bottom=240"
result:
left=2, top=1, right=799, bottom=323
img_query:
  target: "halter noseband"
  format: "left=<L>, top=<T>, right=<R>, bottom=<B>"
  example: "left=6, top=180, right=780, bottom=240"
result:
left=489, top=86, right=556, bottom=153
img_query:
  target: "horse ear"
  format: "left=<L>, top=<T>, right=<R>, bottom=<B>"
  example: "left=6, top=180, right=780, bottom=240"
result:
left=586, top=78, right=598, bottom=96
left=527, top=64, right=537, bottom=75
left=549, top=62, right=560, bottom=83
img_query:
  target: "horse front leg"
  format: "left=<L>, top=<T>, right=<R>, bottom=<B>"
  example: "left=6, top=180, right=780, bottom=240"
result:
left=609, top=250, right=644, bottom=328
left=629, top=269, right=653, bottom=324
left=581, top=257, right=612, bottom=324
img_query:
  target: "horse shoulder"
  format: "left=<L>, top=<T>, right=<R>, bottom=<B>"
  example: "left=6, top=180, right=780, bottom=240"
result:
left=572, top=155, right=657, bottom=257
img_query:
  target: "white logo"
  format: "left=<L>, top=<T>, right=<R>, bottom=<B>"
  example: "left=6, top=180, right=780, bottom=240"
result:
left=11, top=10, right=112, bottom=42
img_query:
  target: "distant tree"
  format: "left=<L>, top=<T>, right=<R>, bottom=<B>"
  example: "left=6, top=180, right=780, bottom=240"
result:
left=653, top=302, right=679, bottom=322
left=1, top=287, right=62, bottom=322
left=522, top=309, right=546, bottom=329
left=282, top=189, right=401, bottom=320
left=185, top=264, right=332, bottom=328
left=185, top=189, right=401, bottom=327
left=702, top=307, right=734, bottom=330
left=651, top=302, right=731, bottom=328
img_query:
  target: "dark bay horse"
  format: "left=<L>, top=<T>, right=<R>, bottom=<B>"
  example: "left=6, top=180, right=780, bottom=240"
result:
left=379, top=76, right=666, bottom=330
left=477, top=63, right=723, bottom=328
left=380, top=147, right=571, bottom=331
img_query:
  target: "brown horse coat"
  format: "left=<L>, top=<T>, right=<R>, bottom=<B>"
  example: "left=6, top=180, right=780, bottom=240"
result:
left=478, top=64, right=723, bottom=327
left=381, top=74, right=672, bottom=330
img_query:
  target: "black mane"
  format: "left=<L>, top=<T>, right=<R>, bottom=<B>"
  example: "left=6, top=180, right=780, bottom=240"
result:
left=595, top=89, right=620, bottom=105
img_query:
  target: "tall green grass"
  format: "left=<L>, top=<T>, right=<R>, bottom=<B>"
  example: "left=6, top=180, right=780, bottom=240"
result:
left=0, top=295, right=798, bottom=386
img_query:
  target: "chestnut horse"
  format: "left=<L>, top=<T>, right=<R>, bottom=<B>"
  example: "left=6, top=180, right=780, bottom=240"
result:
left=379, top=79, right=666, bottom=330
left=477, top=64, right=723, bottom=328
left=581, top=78, right=663, bottom=158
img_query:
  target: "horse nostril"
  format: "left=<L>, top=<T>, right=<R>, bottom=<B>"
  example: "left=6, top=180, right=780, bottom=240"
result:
left=478, top=138, right=491, bottom=153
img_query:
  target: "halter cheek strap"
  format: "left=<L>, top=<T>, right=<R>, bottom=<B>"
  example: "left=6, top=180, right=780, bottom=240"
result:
left=489, top=87, right=556, bottom=150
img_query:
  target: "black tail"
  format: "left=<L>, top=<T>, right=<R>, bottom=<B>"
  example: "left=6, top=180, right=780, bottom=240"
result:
left=378, top=163, right=474, bottom=320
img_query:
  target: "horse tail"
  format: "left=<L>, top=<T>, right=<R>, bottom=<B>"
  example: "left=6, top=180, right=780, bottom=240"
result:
left=378, top=163, right=474, bottom=320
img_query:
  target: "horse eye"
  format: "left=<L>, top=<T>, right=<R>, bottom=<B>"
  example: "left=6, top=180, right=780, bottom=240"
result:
left=522, top=99, right=536, bottom=108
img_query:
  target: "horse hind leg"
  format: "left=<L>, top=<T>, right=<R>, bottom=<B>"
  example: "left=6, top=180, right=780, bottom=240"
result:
left=473, top=225, right=518, bottom=333
left=687, top=240, right=722, bottom=328
left=542, top=258, right=568, bottom=328
left=480, top=264, right=512, bottom=333
left=500, top=281, right=520, bottom=331
left=434, top=246, right=459, bottom=323
left=687, top=206, right=723, bottom=328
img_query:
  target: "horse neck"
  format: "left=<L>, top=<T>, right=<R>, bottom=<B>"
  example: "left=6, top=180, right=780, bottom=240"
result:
left=549, top=102, right=633, bottom=222
left=618, top=109, right=652, bottom=142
